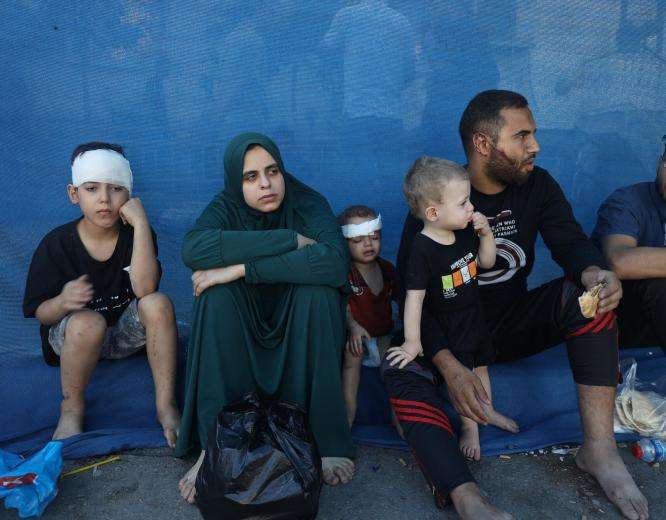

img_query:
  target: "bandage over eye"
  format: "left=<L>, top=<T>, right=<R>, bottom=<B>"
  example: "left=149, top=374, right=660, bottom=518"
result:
left=72, top=149, right=133, bottom=195
left=341, top=214, right=382, bottom=238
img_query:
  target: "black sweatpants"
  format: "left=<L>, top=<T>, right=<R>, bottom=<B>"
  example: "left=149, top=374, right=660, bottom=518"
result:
left=616, top=278, right=666, bottom=354
left=383, top=277, right=619, bottom=502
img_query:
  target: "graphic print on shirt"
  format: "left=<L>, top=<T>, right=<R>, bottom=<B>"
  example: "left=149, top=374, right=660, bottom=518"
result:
left=441, top=253, right=477, bottom=299
left=477, top=209, right=527, bottom=286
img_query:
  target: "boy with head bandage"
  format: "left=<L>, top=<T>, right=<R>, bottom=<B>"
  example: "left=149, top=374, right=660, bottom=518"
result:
left=339, top=205, right=399, bottom=427
left=23, top=142, right=180, bottom=447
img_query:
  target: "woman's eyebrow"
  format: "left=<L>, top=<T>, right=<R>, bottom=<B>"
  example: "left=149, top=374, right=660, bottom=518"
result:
left=264, top=162, right=279, bottom=172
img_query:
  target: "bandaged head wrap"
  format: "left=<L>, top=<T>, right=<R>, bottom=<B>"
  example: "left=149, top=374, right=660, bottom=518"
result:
left=71, top=149, right=133, bottom=195
left=341, top=214, right=382, bottom=238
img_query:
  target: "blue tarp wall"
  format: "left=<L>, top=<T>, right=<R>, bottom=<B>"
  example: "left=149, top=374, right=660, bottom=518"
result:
left=1, top=1, right=665, bottom=458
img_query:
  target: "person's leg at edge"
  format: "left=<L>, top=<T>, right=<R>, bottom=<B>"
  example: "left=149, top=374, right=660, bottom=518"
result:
left=383, top=363, right=512, bottom=520
left=137, top=293, right=181, bottom=449
left=617, top=278, right=666, bottom=354
left=342, top=350, right=362, bottom=427
left=53, top=310, right=106, bottom=440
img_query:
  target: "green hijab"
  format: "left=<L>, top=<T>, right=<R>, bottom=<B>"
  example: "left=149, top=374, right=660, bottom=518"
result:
left=218, top=132, right=328, bottom=236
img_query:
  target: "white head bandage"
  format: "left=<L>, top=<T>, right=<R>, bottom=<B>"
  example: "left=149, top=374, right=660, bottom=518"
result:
left=341, top=214, right=382, bottom=238
left=71, top=149, right=133, bottom=195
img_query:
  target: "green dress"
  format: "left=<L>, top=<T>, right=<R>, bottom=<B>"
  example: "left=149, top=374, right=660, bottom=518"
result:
left=175, top=133, right=355, bottom=459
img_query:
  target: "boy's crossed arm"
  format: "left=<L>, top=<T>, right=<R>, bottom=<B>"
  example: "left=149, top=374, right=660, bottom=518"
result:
left=386, top=289, right=425, bottom=369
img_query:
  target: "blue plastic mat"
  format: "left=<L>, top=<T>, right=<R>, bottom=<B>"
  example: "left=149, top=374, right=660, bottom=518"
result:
left=1, top=2, right=664, bottom=459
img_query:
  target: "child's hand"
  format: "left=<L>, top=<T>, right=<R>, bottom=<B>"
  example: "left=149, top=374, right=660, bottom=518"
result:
left=60, top=274, right=94, bottom=311
left=119, top=198, right=149, bottom=227
left=386, top=340, right=423, bottom=369
left=296, top=233, right=317, bottom=249
left=472, top=212, right=492, bottom=237
left=346, top=321, right=370, bottom=357
left=192, top=265, right=244, bottom=296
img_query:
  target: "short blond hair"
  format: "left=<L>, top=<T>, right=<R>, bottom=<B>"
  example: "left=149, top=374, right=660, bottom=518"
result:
left=403, top=157, right=468, bottom=218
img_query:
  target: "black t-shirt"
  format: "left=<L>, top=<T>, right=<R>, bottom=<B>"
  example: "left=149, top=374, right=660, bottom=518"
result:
left=405, top=226, right=480, bottom=314
left=396, top=166, right=606, bottom=359
left=23, top=219, right=161, bottom=365
left=404, top=226, right=491, bottom=364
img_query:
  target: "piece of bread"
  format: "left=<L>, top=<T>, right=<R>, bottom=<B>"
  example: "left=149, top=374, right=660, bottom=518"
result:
left=578, top=283, right=603, bottom=318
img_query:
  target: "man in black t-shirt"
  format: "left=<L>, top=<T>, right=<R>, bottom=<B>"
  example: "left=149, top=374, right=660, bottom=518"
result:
left=386, top=91, right=648, bottom=520
left=23, top=142, right=180, bottom=449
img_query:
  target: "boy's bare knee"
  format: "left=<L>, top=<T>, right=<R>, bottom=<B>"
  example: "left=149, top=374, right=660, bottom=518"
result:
left=138, top=292, right=175, bottom=325
left=65, top=311, right=106, bottom=346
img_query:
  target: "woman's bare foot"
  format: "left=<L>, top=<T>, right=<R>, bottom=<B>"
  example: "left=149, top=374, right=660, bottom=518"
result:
left=179, top=450, right=205, bottom=504
left=575, top=441, right=649, bottom=520
left=451, top=482, right=513, bottom=520
left=321, top=457, right=355, bottom=485
left=157, top=404, right=181, bottom=449
left=459, top=419, right=481, bottom=461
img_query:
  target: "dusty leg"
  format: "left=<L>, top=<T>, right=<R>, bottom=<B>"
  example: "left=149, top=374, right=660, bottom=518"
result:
left=574, top=384, right=649, bottom=520
left=54, top=311, right=106, bottom=440
left=138, top=293, right=181, bottom=449
left=477, top=366, right=519, bottom=434
left=179, top=450, right=204, bottom=504
left=341, top=351, right=362, bottom=427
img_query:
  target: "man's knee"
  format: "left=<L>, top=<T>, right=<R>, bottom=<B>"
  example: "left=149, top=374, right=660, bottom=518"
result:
left=65, top=311, right=106, bottom=347
left=138, top=292, right=175, bottom=325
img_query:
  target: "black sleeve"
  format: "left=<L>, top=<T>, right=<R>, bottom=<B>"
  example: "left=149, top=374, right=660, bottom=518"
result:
left=23, top=234, right=68, bottom=318
left=396, top=212, right=424, bottom=315
left=404, top=238, right=430, bottom=290
left=538, top=172, right=606, bottom=283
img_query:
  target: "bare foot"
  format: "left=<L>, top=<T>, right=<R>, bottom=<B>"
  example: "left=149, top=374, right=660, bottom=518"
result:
left=485, top=407, right=519, bottom=434
left=52, top=401, right=84, bottom=440
left=575, top=441, right=649, bottom=520
left=321, top=457, right=355, bottom=485
left=157, top=404, right=181, bottom=449
left=459, top=420, right=481, bottom=461
left=451, top=482, right=514, bottom=520
left=179, top=450, right=205, bottom=504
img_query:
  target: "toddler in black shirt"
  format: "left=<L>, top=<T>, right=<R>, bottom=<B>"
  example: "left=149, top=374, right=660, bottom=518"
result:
left=23, top=142, right=180, bottom=448
left=387, top=157, right=518, bottom=460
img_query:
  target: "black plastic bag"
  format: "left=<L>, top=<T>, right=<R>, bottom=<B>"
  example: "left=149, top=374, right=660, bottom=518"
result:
left=195, top=394, right=322, bottom=520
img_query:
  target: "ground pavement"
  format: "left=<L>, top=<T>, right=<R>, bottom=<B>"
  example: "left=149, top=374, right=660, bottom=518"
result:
left=1, top=444, right=663, bottom=520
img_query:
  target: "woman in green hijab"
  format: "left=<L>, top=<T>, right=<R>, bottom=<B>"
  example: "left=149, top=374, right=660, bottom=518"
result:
left=177, top=133, right=355, bottom=502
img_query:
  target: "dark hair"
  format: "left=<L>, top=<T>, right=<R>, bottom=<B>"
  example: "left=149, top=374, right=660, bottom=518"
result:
left=338, top=205, right=377, bottom=226
left=403, top=157, right=468, bottom=218
left=70, top=142, right=125, bottom=165
left=459, top=90, right=528, bottom=156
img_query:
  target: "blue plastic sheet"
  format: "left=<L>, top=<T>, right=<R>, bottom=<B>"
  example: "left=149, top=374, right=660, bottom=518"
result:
left=0, top=442, right=62, bottom=518
left=0, top=2, right=664, bottom=459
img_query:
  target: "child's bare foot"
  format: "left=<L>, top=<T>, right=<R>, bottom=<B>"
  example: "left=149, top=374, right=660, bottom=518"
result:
left=179, top=450, right=205, bottom=504
left=322, top=457, right=355, bottom=485
left=486, top=407, right=519, bottom=434
left=157, top=404, right=180, bottom=449
left=459, top=420, right=481, bottom=461
left=52, top=409, right=84, bottom=440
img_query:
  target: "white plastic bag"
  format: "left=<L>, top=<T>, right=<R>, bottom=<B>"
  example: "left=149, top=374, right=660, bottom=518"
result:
left=614, top=358, right=666, bottom=439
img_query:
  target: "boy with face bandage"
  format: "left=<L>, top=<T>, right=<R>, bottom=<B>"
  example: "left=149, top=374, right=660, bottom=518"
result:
left=339, top=205, right=399, bottom=427
left=23, top=142, right=180, bottom=447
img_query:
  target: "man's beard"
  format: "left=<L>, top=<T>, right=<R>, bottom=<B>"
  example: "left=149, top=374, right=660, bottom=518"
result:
left=486, top=147, right=533, bottom=187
